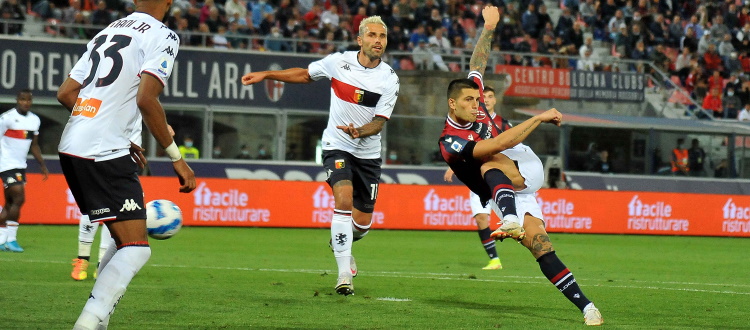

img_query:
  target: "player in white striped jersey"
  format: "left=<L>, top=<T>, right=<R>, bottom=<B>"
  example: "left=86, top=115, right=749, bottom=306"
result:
left=0, top=89, right=49, bottom=253
left=56, top=0, right=196, bottom=328
left=243, top=16, right=399, bottom=296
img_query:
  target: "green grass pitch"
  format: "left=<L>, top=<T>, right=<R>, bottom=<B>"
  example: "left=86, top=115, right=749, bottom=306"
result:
left=1, top=225, right=748, bottom=329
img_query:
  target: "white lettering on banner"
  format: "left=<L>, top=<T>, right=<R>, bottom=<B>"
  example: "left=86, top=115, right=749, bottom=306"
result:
left=422, top=190, right=473, bottom=227
left=722, top=198, right=750, bottom=233
left=310, top=185, right=384, bottom=225
left=1, top=50, right=17, bottom=89
left=191, top=181, right=270, bottom=222
left=29, top=51, right=44, bottom=90
left=538, top=196, right=592, bottom=230
left=626, top=195, right=689, bottom=231
left=65, top=188, right=82, bottom=221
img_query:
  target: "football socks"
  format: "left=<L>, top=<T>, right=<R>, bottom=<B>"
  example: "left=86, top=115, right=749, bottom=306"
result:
left=5, top=221, right=19, bottom=242
left=78, top=215, right=97, bottom=260
left=352, top=218, right=372, bottom=240
left=331, top=209, right=353, bottom=275
left=537, top=251, right=592, bottom=311
left=478, top=227, right=498, bottom=259
left=484, top=169, right=518, bottom=220
left=77, top=245, right=151, bottom=323
left=98, top=225, right=111, bottom=261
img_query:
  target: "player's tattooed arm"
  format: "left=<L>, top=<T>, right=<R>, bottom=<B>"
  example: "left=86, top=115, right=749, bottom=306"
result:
left=472, top=108, right=562, bottom=158
left=337, top=116, right=387, bottom=139
left=469, top=5, right=500, bottom=75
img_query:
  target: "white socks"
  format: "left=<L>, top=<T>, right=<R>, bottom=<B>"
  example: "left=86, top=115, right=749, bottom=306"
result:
left=331, top=209, right=353, bottom=275
left=0, top=227, right=6, bottom=245
left=78, top=215, right=97, bottom=257
left=98, top=225, right=111, bottom=262
left=352, top=219, right=372, bottom=241
left=74, top=245, right=151, bottom=328
left=6, top=221, right=18, bottom=242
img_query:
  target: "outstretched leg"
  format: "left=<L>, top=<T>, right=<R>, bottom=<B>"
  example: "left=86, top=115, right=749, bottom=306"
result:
left=521, top=214, right=603, bottom=326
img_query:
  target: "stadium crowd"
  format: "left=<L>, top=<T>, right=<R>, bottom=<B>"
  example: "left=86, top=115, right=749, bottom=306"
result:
left=3, top=0, right=750, bottom=118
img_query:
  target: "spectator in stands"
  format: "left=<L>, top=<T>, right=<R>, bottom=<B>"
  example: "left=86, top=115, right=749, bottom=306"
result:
left=621, top=0, right=635, bottom=21
left=703, top=88, right=723, bottom=118
left=681, top=26, right=698, bottom=53
left=614, top=23, right=630, bottom=57
left=702, top=43, right=722, bottom=72
left=426, top=8, right=444, bottom=33
left=740, top=6, right=750, bottom=29
left=90, top=0, right=112, bottom=26
left=226, top=21, right=245, bottom=48
left=708, top=70, right=724, bottom=92
left=555, top=7, right=575, bottom=38
left=537, top=33, right=555, bottom=55
left=564, top=0, right=579, bottom=16
left=630, top=41, right=648, bottom=71
left=736, top=23, right=750, bottom=53
left=579, top=0, right=596, bottom=29
left=714, top=158, right=729, bottom=177
left=649, top=44, right=670, bottom=72
left=725, top=73, right=743, bottom=96
left=236, top=144, right=252, bottom=159
left=428, top=26, right=451, bottom=53
left=725, top=3, right=740, bottom=33
left=256, top=144, right=271, bottom=160
left=212, top=146, right=223, bottom=159
left=668, top=15, right=684, bottom=47
left=566, top=22, right=584, bottom=51
left=320, top=4, right=340, bottom=29
left=608, top=10, right=625, bottom=41
left=687, top=139, right=706, bottom=177
left=671, top=138, right=689, bottom=176
left=579, top=36, right=594, bottom=57
left=723, top=87, right=742, bottom=119
left=738, top=104, right=750, bottom=121
left=710, top=15, right=730, bottom=44
left=249, top=0, right=274, bottom=30
left=225, top=0, right=247, bottom=22
left=302, top=3, right=322, bottom=34
left=515, top=33, right=533, bottom=53
left=206, top=6, right=225, bottom=33
left=593, top=149, right=612, bottom=173
left=408, top=24, right=428, bottom=50
left=179, top=136, right=200, bottom=159
left=719, top=33, right=737, bottom=60
left=685, top=15, right=705, bottom=39
left=578, top=48, right=598, bottom=71
left=537, top=4, right=551, bottom=36
left=649, top=14, right=668, bottom=45
left=674, top=47, right=693, bottom=84
left=521, top=3, right=539, bottom=38
left=213, top=25, right=231, bottom=49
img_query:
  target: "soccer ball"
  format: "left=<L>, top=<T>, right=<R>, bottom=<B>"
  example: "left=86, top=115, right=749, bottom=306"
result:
left=146, top=199, right=183, bottom=240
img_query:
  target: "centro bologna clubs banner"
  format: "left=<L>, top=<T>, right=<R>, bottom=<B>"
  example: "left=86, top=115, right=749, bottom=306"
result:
left=494, top=65, right=645, bottom=102
left=8, top=174, right=750, bottom=237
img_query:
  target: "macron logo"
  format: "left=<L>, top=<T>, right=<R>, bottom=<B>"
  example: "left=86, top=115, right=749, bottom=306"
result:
left=313, top=185, right=333, bottom=208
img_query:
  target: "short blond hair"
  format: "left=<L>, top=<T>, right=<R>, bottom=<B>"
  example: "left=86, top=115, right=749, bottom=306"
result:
left=358, top=16, right=388, bottom=37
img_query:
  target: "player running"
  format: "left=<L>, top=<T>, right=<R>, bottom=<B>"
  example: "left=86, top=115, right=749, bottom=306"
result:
left=438, top=6, right=603, bottom=326
left=0, top=89, right=49, bottom=252
left=56, top=0, right=196, bottom=327
left=242, top=16, right=398, bottom=296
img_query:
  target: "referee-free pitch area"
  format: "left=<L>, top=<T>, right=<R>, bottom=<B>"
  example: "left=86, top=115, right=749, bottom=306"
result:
left=1, top=226, right=748, bottom=329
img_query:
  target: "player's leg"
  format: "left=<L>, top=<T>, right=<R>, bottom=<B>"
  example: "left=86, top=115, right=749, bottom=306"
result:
left=95, top=224, right=112, bottom=279
left=518, top=204, right=603, bottom=326
left=63, top=155, right=151, bottom=329
left=323, top=151, right=355, bottom=295
left=470, top=191, right=501, bottom=269
left=72, top=214, right=98, bottom=280
left=480, top=153, right=526, bottom=241
left=1, top=180, right=26, bottom=252
left=348, top=156, right=381, bottom=278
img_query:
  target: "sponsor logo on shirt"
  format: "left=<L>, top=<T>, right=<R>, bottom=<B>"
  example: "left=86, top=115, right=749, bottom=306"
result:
left=72, top=98, right=103, bottom=118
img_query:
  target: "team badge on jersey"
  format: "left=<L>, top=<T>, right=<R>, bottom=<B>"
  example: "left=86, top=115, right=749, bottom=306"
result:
left=354, top=89, right=364, bottom=103
left=335, top=159, right=345, bottom=169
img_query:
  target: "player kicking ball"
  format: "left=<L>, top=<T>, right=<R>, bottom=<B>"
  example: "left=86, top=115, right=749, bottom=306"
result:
left=438, top=5, right=603, bottom=326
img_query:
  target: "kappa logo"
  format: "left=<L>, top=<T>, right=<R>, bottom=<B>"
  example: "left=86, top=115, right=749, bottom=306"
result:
left=72, top=98, right=103, bottom=118
left=342, top=64, right=351, bottom=71
left=119, top=199, right=142, bottom=212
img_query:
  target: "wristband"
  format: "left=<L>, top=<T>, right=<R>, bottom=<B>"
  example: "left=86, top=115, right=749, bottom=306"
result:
left=165, top=141, right=182, bottom=162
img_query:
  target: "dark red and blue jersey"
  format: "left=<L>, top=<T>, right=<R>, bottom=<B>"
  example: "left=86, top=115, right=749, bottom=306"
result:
left=438, top=71, right=512, bottom=203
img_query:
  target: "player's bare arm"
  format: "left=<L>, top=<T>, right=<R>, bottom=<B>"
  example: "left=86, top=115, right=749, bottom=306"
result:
left=443, top=168, right=454, bottom=182
left=241, top=67, right=313, bottom=85
left=137, top=74, right=196, bottom=193
left=472, top=108, right=562, bottom=158
left=57, top=77, right=82, bottom=111
left=30, top=135, right=48, bottom=181
left=469, top=5, right=500, bottom=75
left=336, top=116, right=387, bottom=139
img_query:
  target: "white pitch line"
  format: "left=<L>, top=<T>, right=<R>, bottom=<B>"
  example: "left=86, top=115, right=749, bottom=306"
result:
left=3, top=257, right=749, bottom=295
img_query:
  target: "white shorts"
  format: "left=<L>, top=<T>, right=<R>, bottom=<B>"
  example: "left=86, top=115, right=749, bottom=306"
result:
left=469, top=191, right=491, bottom=216
left=489, top=192, right=545, bottom=226
left=500, top=144, right=544, bottom=194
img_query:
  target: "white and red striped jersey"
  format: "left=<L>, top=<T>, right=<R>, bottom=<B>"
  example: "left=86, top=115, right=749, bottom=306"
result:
left=59, top=12, right=179, bottom=161
left=308, top=51, right=399, bottom=159
left=0, top=108, right=40, bottom=172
